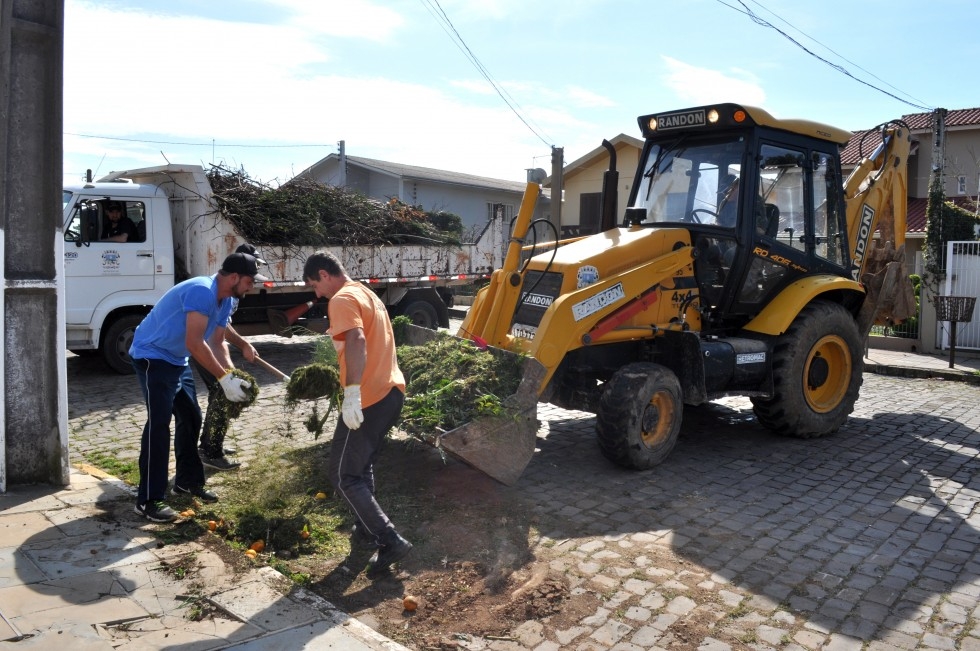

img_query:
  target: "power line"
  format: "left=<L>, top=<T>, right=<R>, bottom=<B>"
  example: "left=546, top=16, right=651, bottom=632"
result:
left=418, top=0, right=554, bottom=147
left=716, top=0, right=932, bottom=112
left=64, top=132, right=332, bottom=148
left=742, top=0, right=932, bottom=109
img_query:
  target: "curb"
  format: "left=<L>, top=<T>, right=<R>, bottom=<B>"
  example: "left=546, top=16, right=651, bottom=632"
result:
left=864, top=363, right=980, bottom=385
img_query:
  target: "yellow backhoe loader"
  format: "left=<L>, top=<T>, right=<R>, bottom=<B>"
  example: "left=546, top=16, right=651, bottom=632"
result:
left=415, top=102, right=914, bottom=485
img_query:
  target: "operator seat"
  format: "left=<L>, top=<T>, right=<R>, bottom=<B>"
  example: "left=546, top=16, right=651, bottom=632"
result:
left=758, top=203, right=780, bottom=237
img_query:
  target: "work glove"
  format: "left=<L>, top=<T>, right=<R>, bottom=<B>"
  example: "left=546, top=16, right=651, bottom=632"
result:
left=342, top=384, right=364, bottom=430
left=218, top=371, right=251, bottom=403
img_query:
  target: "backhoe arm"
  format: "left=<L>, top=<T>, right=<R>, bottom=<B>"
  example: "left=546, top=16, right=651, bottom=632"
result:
left=842, top=123, right=917, bottom=335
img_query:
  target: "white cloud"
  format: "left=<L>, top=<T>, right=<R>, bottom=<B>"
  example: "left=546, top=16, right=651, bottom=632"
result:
left=263, top=0, right=404, bottom=41
left=660, top=56, right=766, bottom=107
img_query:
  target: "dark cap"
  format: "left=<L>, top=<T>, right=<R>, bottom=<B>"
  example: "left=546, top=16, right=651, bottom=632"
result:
left=235, top=243, right=266, bottom=265
left=106, top=201, right=122, bottom=211
left=221, top=252, right=269, bottom=282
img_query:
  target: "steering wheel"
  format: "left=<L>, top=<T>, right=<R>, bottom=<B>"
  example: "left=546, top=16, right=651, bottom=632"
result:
left=689, top=209, right=718, bottom=224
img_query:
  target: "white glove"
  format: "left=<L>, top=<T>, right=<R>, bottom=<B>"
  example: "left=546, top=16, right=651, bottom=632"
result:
left=218, top=371, right=251, bottom=403
left=342, top=384, right=364, bottom=430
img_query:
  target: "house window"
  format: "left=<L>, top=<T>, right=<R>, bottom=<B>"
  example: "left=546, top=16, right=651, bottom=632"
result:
left=957, top=175, right=967, bottom=194
left=579, top=192, right=601, bottom=235
left=487, top=202, right=514, bottom=222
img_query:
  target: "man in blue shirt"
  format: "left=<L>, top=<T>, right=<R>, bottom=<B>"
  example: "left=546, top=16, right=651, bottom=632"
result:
left=129, top=252, right=267, bottom=522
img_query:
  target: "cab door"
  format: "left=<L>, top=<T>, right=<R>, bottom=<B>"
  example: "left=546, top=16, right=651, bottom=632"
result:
left=63, top=196, right=154, bottom=328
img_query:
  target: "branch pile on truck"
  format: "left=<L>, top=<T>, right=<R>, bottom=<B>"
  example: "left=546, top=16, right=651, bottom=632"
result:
left=205, top=166, right=465, bottom=247
left=62, top=164, right=506, bottom=374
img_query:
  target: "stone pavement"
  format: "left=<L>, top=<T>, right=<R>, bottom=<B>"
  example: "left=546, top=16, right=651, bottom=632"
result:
left=2, top=332, right=980, bottom=650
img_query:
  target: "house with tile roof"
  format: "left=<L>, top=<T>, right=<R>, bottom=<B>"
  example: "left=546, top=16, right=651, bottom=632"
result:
left=296, top=152, right=551, bottom=237
left=546, top=134, right=643, bottom=237
left=840, top=107, right=980, bottom=275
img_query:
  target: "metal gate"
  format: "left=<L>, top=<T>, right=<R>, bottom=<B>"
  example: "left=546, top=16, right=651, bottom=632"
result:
left=939, top=240, right=980, bottom=351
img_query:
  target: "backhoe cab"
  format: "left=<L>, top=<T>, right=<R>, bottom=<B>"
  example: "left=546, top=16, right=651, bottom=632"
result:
left=454, top=102, right=913, bottom=482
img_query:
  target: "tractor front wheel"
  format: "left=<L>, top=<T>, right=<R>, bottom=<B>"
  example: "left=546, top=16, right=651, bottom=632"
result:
left=596, top=362, right=683, bottom=470
left=751, top=300, right=862, bottom=438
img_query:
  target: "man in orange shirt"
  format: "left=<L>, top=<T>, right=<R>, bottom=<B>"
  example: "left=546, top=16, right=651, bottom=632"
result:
left=303, top=251, right=411, bottom=579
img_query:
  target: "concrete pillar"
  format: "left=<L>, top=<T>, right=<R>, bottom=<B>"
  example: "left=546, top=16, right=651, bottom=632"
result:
left=0, top=0, right=69, bottom=489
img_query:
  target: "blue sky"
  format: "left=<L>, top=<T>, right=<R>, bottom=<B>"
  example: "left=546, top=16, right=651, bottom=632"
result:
left=64, top=0, right=980, bottom=187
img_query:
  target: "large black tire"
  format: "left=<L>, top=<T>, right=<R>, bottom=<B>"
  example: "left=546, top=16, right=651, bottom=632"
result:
left=102, top=314, right=144, bottom=375
left=398, top=299, right=440, bottom=330
left=596, top=362, right=683, bottom=470
left=751, top=300, right=862, bottom=438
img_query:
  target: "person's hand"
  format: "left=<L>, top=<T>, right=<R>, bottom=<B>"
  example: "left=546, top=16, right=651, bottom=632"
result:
left=219, top=371, right=251, bottom=402
left=242, top=343, right=258, bottom=363
left=342, top=385, right=364, bottom=430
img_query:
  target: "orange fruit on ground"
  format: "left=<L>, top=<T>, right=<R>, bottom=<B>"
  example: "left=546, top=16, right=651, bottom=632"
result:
left=179, top=509, right=195, bottom=517
left=207, top=520, right=217, bottom=531
left=314, top=492, right=327, bottom=500
left=403, top=595, right=419, bottom=612
left=244, top=549, right=257, bottom=559
left=250, top=540, right=265, bottom=552
left=300, top=530, right=310, bottom=539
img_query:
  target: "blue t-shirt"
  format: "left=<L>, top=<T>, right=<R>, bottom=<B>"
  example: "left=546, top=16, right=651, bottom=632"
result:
left=129, top=275, right=234, bottom=366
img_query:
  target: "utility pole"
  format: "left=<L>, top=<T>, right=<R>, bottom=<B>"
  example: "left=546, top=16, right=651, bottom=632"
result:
left=337, top=140, right=347, bottom=188
left=550, top=146, right=563, bottom=239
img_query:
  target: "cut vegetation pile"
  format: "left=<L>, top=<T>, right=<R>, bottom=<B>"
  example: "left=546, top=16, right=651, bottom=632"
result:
left=284, top=319, right=525, bottom=440
left=206, top=165, right=463, bottom=248
left=396, top=330, right=525, bottom=439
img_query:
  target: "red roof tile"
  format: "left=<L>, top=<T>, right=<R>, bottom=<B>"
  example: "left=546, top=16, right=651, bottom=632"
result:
left=906, top=196, right=979, bottom=234
left=901, top=107, right=980, bottom=131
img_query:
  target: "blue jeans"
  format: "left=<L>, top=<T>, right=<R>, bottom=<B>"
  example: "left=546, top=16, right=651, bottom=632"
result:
left=132, top=358, right=205, bottom=504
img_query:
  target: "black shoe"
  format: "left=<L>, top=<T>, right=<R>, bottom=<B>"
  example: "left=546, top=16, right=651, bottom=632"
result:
left=223, top=447, right=237, bottom=456
left=200, top=453, right=241, bottom=471
left=134, top=501, right=178, bottom=522
left=173, top=484, right=218, bottom=503
left=351, top=523, right=381, bottom=551
left=365, top=531, right=412, bottom=579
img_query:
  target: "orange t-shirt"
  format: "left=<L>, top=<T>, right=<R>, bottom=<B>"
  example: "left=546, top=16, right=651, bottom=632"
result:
left=328, top=281, right=406, bottom=408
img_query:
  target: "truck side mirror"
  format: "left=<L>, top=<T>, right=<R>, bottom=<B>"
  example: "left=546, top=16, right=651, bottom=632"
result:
left=78, top=202, right=99, bottom=246
left=624, top=207, right=647, bottom=226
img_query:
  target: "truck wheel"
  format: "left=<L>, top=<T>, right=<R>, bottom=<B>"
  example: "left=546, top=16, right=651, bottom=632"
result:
left=596, top=362, right=683, bottom=470
left=102, top=314, right=144, bottom=375
left=750, top=300, right=862, bottom=437
left=398, top=299, right=439, bottom=330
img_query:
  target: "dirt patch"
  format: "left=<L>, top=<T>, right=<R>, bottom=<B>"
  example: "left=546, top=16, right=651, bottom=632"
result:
left=269, top=439, right=599, bottom=648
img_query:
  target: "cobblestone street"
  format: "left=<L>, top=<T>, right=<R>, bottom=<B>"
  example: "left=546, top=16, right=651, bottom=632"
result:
left=66, top=335, right=980, bottom=650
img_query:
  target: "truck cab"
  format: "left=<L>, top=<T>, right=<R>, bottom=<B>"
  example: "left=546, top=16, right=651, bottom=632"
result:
left=62, top=180, right=174, bottom=373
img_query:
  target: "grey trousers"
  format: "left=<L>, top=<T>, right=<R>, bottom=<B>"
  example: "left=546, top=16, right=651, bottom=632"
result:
left=327, top=387, right=405, bottom=544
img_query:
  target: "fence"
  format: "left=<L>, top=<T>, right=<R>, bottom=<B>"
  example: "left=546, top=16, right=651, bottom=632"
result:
left=937, top=240, right=980, bottom=352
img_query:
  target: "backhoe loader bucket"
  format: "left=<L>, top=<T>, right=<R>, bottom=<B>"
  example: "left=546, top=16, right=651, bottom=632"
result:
left=401, top=324, right=545, bottom=486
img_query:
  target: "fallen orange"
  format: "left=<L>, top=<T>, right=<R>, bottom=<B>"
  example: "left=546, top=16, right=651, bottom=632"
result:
left=314, top=492, right=327, bottom=500
left=208, top=520, right=217, bottom=532
left=250, top=540, right=265, bottom=553
left=244, top=549, right=257, bottom=559
left=403, top=595, right=419, bottom=612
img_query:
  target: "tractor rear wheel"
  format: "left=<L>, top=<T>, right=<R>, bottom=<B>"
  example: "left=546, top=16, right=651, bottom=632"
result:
left=597, top=362, right=683, bottom=470
left=751, top=300, right=862, bottom=438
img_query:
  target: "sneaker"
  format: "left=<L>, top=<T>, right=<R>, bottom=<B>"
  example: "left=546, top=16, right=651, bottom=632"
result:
left=199, top=453, right=241, bottom=471
left=351, top=523, right=381, bottom=551
left=365, top=531, right=413, bottom=579
left=173, top=484, right=219, bottom=503
left=134, top=501, right=179, bottom=522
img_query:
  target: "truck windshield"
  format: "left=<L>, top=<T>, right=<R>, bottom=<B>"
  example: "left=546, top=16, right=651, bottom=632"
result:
left=631, top=136, right=745, bottom=228
left=63, top=190, right=73, bottom=211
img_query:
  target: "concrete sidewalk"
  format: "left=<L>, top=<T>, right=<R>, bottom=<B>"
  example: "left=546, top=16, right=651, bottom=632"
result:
left=0, top=470, right=409, bottom=650
left=1, top=345, right=978, bottom=649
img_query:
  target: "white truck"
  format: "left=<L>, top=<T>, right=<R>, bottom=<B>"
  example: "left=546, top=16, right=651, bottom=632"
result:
left=62, top=164, right=505, bottom=373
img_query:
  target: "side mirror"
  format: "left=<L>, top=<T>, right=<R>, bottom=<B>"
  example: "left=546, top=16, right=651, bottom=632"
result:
left=79, top=202, right=99, bottom=246
left=624, top=207, right=647, bottom=226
